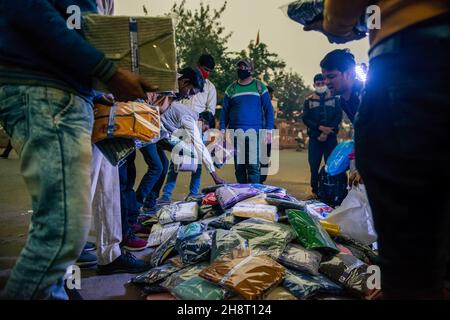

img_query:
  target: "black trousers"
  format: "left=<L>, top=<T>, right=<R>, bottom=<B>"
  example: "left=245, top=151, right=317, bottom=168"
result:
left=308, top=136, right=337, bottom=194
left=355, top=16, right=450, bottom=299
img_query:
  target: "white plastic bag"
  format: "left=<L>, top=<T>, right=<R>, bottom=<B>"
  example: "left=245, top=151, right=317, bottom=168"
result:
left=325, top=185, right=377, bottom=245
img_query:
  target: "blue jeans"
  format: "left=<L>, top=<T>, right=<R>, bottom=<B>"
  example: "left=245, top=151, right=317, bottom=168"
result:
left=162, top=162, right=202, bottom=200
left=119, top=151, right=139, bottom=236
left=233, top=134, right=260, bottom=184
left=0, top=85, right=93, bottom=299
left=136, top=143, right=169, bottom=208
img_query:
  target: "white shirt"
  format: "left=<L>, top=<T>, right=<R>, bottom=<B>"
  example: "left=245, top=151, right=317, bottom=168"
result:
left=180, top=79, right=217, bottom=115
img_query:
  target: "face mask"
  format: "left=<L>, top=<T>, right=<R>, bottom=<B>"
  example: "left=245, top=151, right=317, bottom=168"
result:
left=199, top=67, right=210, bottom=80
left=237, top=69, right=251, bottom=80
left=315, top=86, right=328, bottom=94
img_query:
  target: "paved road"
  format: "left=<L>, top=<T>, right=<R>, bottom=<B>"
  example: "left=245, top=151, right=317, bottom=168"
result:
left=0, top=148, right=311, bottom=299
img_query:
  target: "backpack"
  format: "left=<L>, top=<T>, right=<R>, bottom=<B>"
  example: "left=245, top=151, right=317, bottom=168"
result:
left=318, top=166, right=348, bottom=207
left=227, top=80, right=266, bottom=128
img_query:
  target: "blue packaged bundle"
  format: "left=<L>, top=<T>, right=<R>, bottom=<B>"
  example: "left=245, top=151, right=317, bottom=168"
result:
left=325, top=140, right=354, bottom=176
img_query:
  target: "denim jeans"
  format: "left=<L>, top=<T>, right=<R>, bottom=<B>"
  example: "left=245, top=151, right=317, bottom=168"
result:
left=308, top=136, right=337, bottom=194
left=119, top=151, right=139, bottom=236
left=136, top=143, right=169, bottom=208
left=0, top=85, right=93, bottom=299
left=233, top=134, right=260, bottom=184
left=161, top=162, right=202, bottom=200
left=355, top=16, right=450, bottom=298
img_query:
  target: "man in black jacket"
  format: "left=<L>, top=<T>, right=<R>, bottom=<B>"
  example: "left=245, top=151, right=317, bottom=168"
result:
left=302, top=74, right=343, bottom=198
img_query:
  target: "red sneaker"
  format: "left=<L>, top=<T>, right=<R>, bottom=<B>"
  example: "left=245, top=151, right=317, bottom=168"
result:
left=132, top=223, right=152, bottom=238
left=122, top=233, right=148, bottom=251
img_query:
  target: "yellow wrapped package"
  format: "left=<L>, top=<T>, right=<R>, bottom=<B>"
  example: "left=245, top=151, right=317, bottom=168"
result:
left=319, top=220, right=341, bottom=237
left=231, top=203, right=278, bottom=222
left=92, top=101, right=160, bottom=143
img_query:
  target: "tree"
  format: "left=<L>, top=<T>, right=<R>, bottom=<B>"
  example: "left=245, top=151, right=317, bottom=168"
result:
left=238, top=41, right=286, bottom=83
left=270, top=71, right=312, bottom=120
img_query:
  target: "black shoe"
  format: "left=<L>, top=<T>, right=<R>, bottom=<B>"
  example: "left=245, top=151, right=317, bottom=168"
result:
left=76, top=250, right=97, bottom=268
left=97, top=251, right=150, bottom=275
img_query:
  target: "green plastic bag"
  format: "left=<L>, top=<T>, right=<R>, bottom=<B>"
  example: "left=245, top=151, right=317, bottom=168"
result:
left=287, top=209, right=338, bottom=254
left=231, top=218, right=296, bottom=259
left=171, top=276, right=229, bottom=300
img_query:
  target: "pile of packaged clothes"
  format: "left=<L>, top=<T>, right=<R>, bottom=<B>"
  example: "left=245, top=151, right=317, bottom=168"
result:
left=130, top=183, right=381, bottom=300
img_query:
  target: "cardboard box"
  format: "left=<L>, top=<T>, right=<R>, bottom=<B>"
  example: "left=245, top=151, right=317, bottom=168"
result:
left=84, top=14, right=178, bottom=92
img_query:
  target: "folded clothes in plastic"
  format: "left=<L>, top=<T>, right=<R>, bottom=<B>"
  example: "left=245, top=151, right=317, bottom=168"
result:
left=161, top=262, right=209, bottom=291
left=287, top=209, right=338, bottom=254
left=319, top=253, right=379, bottom=298
left=150, top=231, right=178, bottom=267
left=215, top=185, right=260, bottom=209
left=171, top=276, right=230, bottom=300
left=157, top=202, right=198, bottom=225
left=304, top=201, right=334, bottom=219
left=199, top=249, right=285, bottom=300
left=175, top=230, right=214, bottom=264
left=278, top=243, right=322, bottom=275
left=283, top=269, right=343, bottom=300
left=147, top=222, right=180, bottom=247
left=264, top=286, right=298, bottom=300
left=231, top=203, right=278, bottom=222
left=231, top=218, right=296, bottom=259
left=130, top=263, right=182, bottom=286
left=211, top=229, right=249, bottom=263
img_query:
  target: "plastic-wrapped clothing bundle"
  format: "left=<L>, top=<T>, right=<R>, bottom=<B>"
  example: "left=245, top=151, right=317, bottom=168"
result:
left=265, top=197, right=304, bottom=211
left=202, top=192, right=218, bottom=205
left=215, top=185, right=260, bottom=209
left=150, top=231, right=178, bottom=267
left=231, top=218, right=296, bottom=259
left=278, top=244, right=322, bottom=275
left=264, top=286, right=298, bottom=300
left=319, top=253, right=379, bottom=298
left=304, top=201, right=334, bottom=219
left=198, top=204, right=223, bottom=219
left=319, top=220, right=341, bottom=237
left=205, top=212, right=243, bottom=230
left=199, top=249, right=286, bottom=300
left=211, top=229, right=249, bottom=263
left=157, top=202, right=198, bottom=225
left=231, top=203, right=278, bottom=222
left=283, top=269, right=343, bottom=300
left=175, top=230, right=214, bottom=264
left=147, top=222, right=180, bottom=247
left=325, top=185, right=377, bottom=245
left=176, top=222, right=205, bottom=241
left=333, top=235, right=379, bottom=265
left=287, top=209, right=338, bottom=254
left=201, top=184, right=225, bottom=194
left=240, top=194, right=270, bottom=205
left=325, top=140, right=355, bottom=176
left=171, top=276, right=230, bottom=300
left=281, top=0, right=368, bottom=39
left=184, top=194, right=205, bottom=205
left=161, top=262, right=209, bottom=291
left=250, top=184, right=287, bottom=194
left=130, top=263, right=182, bottom=286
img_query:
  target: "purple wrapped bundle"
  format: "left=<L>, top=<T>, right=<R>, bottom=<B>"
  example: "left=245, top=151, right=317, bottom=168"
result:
left=215, top=185, right=260, bottom=209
